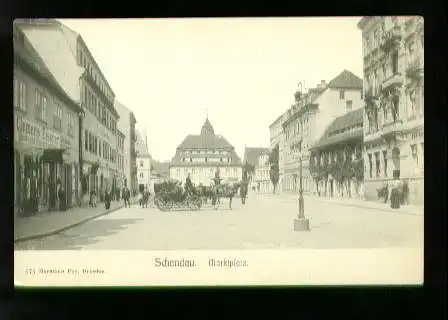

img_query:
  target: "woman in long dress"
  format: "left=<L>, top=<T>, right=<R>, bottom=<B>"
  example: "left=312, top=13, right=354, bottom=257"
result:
left=390, top=178, right=401, bottom=209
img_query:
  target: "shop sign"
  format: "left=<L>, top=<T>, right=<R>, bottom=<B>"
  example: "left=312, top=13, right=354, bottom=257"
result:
left=14, top=115, right=61, bottom=149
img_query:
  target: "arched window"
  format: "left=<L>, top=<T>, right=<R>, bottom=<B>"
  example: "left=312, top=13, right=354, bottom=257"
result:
left=139, top=160, right=144, bottom=167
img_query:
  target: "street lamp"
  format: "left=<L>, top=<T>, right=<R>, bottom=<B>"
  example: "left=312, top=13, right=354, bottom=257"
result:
left=293, top=81, right=310, bottom=232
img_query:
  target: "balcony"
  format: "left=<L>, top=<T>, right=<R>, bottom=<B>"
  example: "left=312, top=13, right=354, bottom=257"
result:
left=381, top=120, right=403, bottom=139
left=405, top=57, right=424, bottom=87
left=364, top=87, right=380, bottom=104
left=382, top=73, right=402, bottom=91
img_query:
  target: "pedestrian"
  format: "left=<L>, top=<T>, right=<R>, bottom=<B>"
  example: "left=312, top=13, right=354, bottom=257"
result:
left=390, top=177, right=401, bottom=209
left=401, top=179, right=409, bottom=205
left=137, top=191, right=143, bottom=208
left=123, top=186, right=130, bottom=208
left=144, top=186, right=150, bottom=208
left=104, top=188, right=111, bottom=210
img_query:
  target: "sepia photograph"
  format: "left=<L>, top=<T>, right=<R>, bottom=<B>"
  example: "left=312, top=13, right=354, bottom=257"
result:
left=13, top=17, right=424, bottom=285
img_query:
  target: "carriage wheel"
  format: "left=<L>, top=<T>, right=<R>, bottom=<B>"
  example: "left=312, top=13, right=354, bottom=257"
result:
left=165, top=200, right=174, bottom=211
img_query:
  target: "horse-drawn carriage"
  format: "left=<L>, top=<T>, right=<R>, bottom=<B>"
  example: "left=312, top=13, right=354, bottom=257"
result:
left=154, top=181, right=202, bottom=212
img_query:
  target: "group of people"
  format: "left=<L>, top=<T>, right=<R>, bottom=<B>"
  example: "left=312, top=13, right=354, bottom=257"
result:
left=137, top=186, right=152, bottom=208
left=379, top=178, right=409, bottom=209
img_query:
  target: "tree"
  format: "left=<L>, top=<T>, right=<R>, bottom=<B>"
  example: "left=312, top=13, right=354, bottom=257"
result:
left=268, top=143, right=280, bottom=193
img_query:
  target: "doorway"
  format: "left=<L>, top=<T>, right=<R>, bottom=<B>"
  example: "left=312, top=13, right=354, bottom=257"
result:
left=329, top=180, right=334, bottom=197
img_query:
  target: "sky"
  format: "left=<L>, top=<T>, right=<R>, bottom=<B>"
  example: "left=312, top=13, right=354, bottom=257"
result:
left=59, top=17, right=363, bottom=162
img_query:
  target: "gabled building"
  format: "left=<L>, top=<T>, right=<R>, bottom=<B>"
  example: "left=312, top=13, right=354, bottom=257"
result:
left=170, top=118, right=243, bottom=185
left=114, top=100, right=138, bottom=193
left=243, top=146, right=269, bottom=191
left=135, top=130, right=152, bottom=192
left=269, top=111, right=288, bottom=193
left=151, top=160, right=171, bottom=184
left=358, top=16, right=424, bottom=205
left=309, top=108, right=364, bottom=198
left=282, top=70, right=364, bottom=195
left=16, top=19, right=120, bottom=202
left=13, top=23, right=83, bottom=215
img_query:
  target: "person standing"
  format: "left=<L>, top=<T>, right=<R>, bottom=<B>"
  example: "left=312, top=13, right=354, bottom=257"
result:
left=123, top=186, right=130, bottom=208
left=185, top=173, right=193, bottom=195
left=390, top=177, right=401, bottom=209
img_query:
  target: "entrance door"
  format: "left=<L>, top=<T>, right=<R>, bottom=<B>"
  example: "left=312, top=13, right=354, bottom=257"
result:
left=329, top=180, right=334, bottom=197
left=65, top=164, right=72, bottom=208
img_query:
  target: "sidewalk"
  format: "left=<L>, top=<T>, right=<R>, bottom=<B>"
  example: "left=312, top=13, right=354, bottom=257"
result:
left=14, top=200, right=127, bottom=243
left=258, top=192, right=424, bottom=216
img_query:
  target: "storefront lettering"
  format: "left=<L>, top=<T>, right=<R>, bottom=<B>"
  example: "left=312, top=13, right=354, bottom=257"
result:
left=15, top=115, right=61, bottom=149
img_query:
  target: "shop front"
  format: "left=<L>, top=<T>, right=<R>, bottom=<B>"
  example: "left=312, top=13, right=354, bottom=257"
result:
left=14, top=114, right=79, bottom=216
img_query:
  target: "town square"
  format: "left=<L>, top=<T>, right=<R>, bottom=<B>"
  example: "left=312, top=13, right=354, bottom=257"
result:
left=13, top=17, right=424, bottom=251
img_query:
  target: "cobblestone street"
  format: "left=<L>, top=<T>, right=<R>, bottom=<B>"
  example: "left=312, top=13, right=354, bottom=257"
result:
left=14, top=194, right=423, bottom=250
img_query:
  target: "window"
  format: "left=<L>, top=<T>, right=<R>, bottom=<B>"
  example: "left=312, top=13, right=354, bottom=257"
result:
left=392, top=50, right=399, bottom=74
left=53, top=104, right=62, bottom=130
left=374, top=29, right=379, bottom=46
left=374, top=152, right=380, bottom=177
left=99, top=140, right=102, bottom=157
left=383, top=150, right=388, bottom=177
left=14, top=77, right=27, bottom=112
left=140, top=161, right=144, bottom=168
left=192, top=169, right=195, bottom=174
left=234, top=168, right=237, bottom=175
left=339, top=90, right=345, bottom=100
left=84, top=130, right=88, bottom=151
left=382, top=63, right=387, bottom=79
left=346, top=100, right=353, bottom=111
left=411, top=144, right=418, bottom=167
left=140, top=173, right=144, bottom=178
left=35, top=90, right=47, bottom=121
left=407, top=40, right=415, bottom=56
left=368, top=154, right=373, bottom=178
left=67, top=113, right=75, bottom=137
left=176, top=169, right=180, bottom=176
left=392, top=96, right=400, bottom=121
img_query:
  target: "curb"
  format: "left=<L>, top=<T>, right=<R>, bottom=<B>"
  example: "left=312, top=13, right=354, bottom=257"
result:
left=264, top=194, right=423, bottom=216
left=14, top=204, right=125, bottom=244
left=315, top=199, right=423, bottom=216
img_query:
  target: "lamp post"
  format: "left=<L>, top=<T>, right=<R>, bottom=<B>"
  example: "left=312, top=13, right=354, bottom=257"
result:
left=294, top=81, right=310, bottom=231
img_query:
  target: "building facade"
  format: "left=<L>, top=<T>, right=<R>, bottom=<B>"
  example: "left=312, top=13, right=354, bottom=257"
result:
left=170, top=118, right=243, bottom=185
left=17, top=19, right=121, bottom=203
left=358, top=16, right=424, bottom=205
left=151, top=161, right=171, bottom=184
left=114, top=100, right=138, bottom=194
left=309, top=108, right=364, bottom=199
left=243, top=147, right=269, bottom=192
left=135, top=130, right=152, bottom=192
left=282, top=70, right=364, bottom=195
left=13, top=24, right=82, bottom=216
left=116, top=128, right=126, bottom=192
left=254, top=151, right=272, bottom=193
left=269, top=112, right=287, bottom=193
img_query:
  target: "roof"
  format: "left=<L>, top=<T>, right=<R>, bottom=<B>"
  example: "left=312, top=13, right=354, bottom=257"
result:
left=135, top=130, right=151, bottom=158
left=243, top=147, right=269, bottom=166
left=13, top=26, right=82, bottom=114
left=327, top=70, right=363, bottom=90
left=152, top=161, right=170, bottom=176
left=311, top=108, right=364, bottom=150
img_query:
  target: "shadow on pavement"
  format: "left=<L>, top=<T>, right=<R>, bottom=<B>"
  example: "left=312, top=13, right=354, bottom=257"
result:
left=15, top=218, right=143, bottom=250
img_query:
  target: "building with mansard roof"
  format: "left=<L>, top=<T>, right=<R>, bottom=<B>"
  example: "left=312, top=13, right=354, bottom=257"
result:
left=309, top=108, right=364, bottom=199
left=135, top=129, right=152, bottom=192
left=281, top=69, right=364, bottom=196
left=169, top=118, right=243, bottom=186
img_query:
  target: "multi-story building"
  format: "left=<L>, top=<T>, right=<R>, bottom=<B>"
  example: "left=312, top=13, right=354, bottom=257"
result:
left=254, top=150, right=271, bottom=193
left=17, top=19, right=120, bottom=202
left=243, top=147, right=269, bottom=191
left=135, top=130, right=152, bottom=192
left=13, top=23, right=82, bottom=216
left=116, top=128, right=126, bottom=192
left=269, top=112, right=288, bottom=193
left=358, top=16, right=424, bottom=205
left=170, top=118, right=243, bottom=185
left=282, top=70, right=364, bottom=195
left=114, top=100, right=138, bottom=194
left=309, top=108, right=364, bottom=198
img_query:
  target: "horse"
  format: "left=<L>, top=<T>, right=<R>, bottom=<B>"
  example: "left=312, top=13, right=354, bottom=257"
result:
left=209, top=182, right=241, bottom=210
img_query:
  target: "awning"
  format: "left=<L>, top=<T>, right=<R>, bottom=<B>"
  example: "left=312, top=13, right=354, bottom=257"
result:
left=41, top=148, right=66, bottom=164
